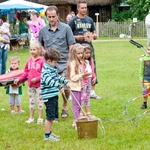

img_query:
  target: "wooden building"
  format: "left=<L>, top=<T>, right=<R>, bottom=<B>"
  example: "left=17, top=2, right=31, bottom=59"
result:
left=38, top=0, right=120, bottom=22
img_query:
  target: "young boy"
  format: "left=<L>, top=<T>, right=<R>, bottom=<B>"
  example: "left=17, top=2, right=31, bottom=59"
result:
left=6, top=56, right=24, bottom=114
left=139, top=46, right=150, bottom=109
left=41, top=48, right=70, bottom=141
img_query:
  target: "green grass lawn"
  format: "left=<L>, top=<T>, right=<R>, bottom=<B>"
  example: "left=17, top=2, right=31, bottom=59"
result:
left=0, top=39, right=150, bottom=150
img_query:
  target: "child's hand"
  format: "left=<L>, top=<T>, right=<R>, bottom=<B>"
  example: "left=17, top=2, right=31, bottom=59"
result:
left=31, top=78, right=37, bottom=83
left=82, top=71, right=91, bottom=78
left=14, top=79, right=20, bottom=85
left=92, top=77, right=96, bottom=85
left=66, top=82, right=70, bottom=89
left=60, top=88, right=65, bottom=94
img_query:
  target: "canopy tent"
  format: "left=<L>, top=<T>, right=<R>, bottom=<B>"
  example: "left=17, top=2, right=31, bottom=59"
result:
left=0, top=4, right=43, bottom=14
left=0, top=0, right=48, bottom=14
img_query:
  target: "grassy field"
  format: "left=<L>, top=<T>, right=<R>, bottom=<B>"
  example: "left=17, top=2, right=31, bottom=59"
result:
left=0, top=39, right=150, bottom=150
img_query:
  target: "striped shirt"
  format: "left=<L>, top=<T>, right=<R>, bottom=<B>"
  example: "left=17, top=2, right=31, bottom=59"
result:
left=41, top=63, right=68, bottom=101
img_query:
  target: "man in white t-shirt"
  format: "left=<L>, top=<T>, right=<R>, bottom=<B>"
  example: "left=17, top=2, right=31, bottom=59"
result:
left=145, top=10, right=150, bottom=45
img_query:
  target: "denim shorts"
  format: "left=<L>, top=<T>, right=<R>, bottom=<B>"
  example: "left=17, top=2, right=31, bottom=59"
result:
left=44, top=96, right=58, bottom=120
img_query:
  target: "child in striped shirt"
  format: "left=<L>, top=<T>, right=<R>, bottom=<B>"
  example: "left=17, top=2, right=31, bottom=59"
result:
left=41, top=47, right=70, bottom=142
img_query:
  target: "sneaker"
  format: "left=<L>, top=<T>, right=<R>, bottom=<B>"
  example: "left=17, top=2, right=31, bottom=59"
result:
left=141, top=104, right=147, bottom=109
left=37, top=118, right=43, bottom=124
left=11, top=110, right=16, bottom=114
left=16, top=110, right=25, bottom=114
left=25, top=118, right=34, bottom=123
left=44, top=134, right=60, bottom=142
left=72, top=122, right=77, bottom=130
left=90, top=93, right=102, bottom=100
left=51, top=133, right=60, bottom=139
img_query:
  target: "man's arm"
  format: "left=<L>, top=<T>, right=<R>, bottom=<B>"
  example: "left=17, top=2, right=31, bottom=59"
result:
left=0, top=37, right=10, bottom=44
left=1, top=30, right=11, bottom=38
left=69, top=44, right=74, bottom=51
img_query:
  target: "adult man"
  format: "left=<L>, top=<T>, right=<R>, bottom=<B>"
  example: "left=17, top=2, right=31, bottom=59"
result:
left=145, top=10, right=150, bottom=46
left=68, top=0, right=101, bottom=100
left=39, top=6, right=76, bottom=118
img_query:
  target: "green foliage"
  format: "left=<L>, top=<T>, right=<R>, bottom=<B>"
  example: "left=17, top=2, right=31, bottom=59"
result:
left=112, top=5, right=131, bottom=21
left=126, top=0, right=150, bottom=21
left=112, top=0, right=150, bottom=21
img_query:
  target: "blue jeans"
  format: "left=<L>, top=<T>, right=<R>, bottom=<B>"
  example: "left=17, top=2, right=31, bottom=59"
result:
left=0, top=47, right=8, bottom=74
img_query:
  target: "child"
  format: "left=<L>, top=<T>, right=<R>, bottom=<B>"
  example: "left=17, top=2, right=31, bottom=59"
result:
left=67, top=43, right=91, bottom=129
left=139, top=46, right=150, bottom=109
left=6, top=56, right=24, bottom=114
left=81, top=43, right=97, bottom=116
left=0, top=22, right=11, bottom=74
left=14, top=41, right=44, bottom=124
left=41, top=48, right=70, bottom=141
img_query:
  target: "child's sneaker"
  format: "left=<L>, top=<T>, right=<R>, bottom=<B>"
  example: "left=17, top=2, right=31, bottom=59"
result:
left=25, top=118, right=34, bottom=123
left=51, top=133, right=60, bottom=139
left=37, top=118, right=43, bottom=124
left=16, top=110, right=25, bottom=114
left=11, top=110, right=15, bottom=114
left=141, top=104, right=147, bottom=109
left=44, top=134, right=60, bottom=142
left=72, top=122, right=77, bottom=130
left=90, top=93, right=102, bottom=100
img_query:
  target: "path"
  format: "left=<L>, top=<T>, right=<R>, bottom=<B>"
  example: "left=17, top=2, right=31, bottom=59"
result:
left=93, top=38, right=147, bottom=42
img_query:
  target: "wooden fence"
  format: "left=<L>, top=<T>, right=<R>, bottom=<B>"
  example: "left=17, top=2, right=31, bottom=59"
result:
left=97, top=21, right=146, bottom=37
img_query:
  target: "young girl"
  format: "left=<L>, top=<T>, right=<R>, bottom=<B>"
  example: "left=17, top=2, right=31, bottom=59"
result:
left=6, top=56, right=24, bottom=114
left=67, top=43, right=91, bottom=128
left=82, top=43, right=97, bottom=116
left=14, top=41, right=44, bottom=124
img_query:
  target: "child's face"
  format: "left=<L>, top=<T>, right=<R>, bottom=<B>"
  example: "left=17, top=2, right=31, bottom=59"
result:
left=147, top=46, right=150, bottom=55
left=10, top=60, right=19, bottom=70
left=76, top=48, right=83, bottom=61
left=84, top=49, right=91, bottom=59
left=46, top=59, right=58, bottom=68
left=30, top=46, right=40, bottom=58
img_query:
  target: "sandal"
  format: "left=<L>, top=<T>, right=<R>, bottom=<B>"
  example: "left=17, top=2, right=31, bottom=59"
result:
left=61, top=109, right=68, bottom=118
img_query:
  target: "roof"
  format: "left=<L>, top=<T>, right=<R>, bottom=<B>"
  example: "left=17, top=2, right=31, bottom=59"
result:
left=38, top=0, right=120, bottom=6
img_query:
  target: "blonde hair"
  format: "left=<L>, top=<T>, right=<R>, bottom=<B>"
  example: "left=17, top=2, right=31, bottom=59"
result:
left=67, top=43, right=84, bottom=79
left=29, top=40, right=42, bottom=55
left=10, top=56, right=20, bottom=63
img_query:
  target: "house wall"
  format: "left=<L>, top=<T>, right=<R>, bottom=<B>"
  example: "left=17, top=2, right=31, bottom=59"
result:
left=53, top=4, right=112, bottom=23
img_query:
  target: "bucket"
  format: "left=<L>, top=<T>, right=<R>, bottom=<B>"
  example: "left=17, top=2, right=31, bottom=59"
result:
left=76, top=116, right=98, bottom=139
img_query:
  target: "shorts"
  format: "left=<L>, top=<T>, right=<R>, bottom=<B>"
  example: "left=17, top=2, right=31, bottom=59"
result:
left=142, top=81, right=150, bottom=98
left=44, top=96, right=58, bottom=121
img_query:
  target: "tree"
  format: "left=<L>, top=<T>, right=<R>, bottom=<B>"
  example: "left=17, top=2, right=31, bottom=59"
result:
left=127, top=0, right=150, bottom=21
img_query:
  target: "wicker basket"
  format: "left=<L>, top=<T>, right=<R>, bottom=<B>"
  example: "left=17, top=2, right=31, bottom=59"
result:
left=76, top=116, right=98, bottom=139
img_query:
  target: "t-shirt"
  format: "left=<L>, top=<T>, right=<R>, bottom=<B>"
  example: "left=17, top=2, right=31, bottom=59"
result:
left=38, top=21, right=76, bottom=73
left=69, top=15, right=95, bottom=43
left=0, top=34, right=9, bottom=46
